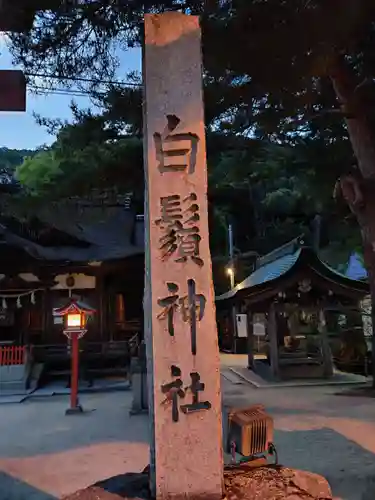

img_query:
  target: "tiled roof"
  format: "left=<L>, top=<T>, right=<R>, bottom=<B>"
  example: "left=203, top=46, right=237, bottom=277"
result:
left=36, top=205, right=144, bottom=261
left=216, top=249, right=301, bottom=301
left=0, top=207, right=144, bottom=263
left=216, top=246, right=368, bottom=302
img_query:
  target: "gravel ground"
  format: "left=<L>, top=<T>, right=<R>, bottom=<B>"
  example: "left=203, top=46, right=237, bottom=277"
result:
left=0, top=366, right=374, bottom=499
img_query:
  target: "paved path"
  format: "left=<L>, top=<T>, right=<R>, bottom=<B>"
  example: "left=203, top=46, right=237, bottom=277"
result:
left=0, top=362, right=375, bottom=499
left=0, top=393, right=149, bottom=499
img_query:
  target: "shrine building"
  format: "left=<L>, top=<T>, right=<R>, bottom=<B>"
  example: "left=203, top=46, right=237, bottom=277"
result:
left=216, top=236, right=369, bottom=380
left=0, top=195, right=144, bottom=390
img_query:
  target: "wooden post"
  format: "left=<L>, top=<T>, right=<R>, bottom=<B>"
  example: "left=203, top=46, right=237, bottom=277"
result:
left=42, top=289, right=50, bottom=343
left=231, top=303, right=238, bottom=353
left=97, top=273, right=105, bottom=340
left=66, top=332, right=83, bottom=414
left=143, top=12, right=223, bottom=500
left=268, top=303, right=279, bottom=378
left=247, top=312, right=254, bottom=369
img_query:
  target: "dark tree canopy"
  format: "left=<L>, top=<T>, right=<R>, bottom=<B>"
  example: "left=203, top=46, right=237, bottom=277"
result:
left=6, top=1, right=375, bottom=133
left=9, top=102, right=359, bottom=271
left=4, top=0, right=373, bottom=266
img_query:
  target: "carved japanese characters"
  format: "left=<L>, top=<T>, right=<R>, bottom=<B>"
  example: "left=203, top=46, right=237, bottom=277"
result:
left=155, top=192, right=204, bottom=267
left=157, top=280, right=206, bottom=355
left=143, top=12, right=223, bottom=499
left=161, top=365, right=211, bottom=422
left=154, top=114, right=199, bottom=174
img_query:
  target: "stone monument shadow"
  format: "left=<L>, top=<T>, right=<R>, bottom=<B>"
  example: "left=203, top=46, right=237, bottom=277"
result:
left=0, top=471, right=56, bottom=500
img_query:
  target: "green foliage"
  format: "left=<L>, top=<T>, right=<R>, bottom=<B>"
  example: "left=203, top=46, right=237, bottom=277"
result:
left=0, top=147, right=36, bottom=182
left=9, top=97, right=359, bottom=269
left=209, top=135, right=357, bottom=260
left=6, top=0, right=373, bottom=269
left=15, top=110, right=144, bottom=201
left=7, top=1, right=375, bottom=143
left=16, top=150, right=61, bottom=191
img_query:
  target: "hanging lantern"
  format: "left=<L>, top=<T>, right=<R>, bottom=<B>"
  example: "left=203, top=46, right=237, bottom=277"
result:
left=31, top=291, right=36, bottom=304
left=2, top=298, right=7, bottom=310
left=298, top=279, right=312, bottom=294
left=16, top=296, right=21, bottom=308
left=66, top=275, right=75, bottom=288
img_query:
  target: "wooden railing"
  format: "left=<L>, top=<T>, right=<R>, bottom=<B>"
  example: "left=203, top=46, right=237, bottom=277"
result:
left=0, top=346, right=26, bottom=366
left=33, top=338, right=139, bottom=355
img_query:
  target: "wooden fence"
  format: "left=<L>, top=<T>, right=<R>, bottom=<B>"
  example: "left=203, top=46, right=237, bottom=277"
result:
left=0, top=346, right=26, bottom=366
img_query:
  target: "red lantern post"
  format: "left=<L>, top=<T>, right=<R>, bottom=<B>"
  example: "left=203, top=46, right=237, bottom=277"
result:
left=54, top=299, right=96, bottom=415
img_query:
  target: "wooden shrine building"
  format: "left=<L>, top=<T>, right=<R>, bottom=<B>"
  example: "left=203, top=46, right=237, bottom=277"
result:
left=216, top=237, right=369, bottom=380
left=0, top=197, right=144, bottom=385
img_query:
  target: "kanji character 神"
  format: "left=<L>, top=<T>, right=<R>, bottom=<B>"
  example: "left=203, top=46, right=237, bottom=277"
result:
left=157, top=280, right=206, bottom=355
left=157, top=282, right=179, bottom=337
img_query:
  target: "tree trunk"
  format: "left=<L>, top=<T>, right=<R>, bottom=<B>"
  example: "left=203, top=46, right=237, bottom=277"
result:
left=330, top=56, right=375, bottom=385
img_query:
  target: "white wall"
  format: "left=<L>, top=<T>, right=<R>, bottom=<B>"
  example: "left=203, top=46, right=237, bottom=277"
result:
left=51, top=274, right=96, bottom=290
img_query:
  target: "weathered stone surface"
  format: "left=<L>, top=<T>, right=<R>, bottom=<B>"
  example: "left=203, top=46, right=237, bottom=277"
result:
left=143, top=11, right=223, bottom=500
left=62, top=465, right=332, bottom=500
left=224, top=464, right=333, bottom=500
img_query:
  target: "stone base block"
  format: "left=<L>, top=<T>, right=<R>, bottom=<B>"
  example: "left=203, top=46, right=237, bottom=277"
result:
left=61, top=464, right=333, bottom=500
left=65, top=405, right=83, bottom=415
left=129, top=408, right=148, bottom=416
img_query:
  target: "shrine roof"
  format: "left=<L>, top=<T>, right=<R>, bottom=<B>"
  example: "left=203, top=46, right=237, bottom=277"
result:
left=216, top=243, right=369, bottom=302
left=217, top=251, right=300, bottom=301
left=0, top=201, right=144, bottom=263
left=54, top=299, right=96, bottom=316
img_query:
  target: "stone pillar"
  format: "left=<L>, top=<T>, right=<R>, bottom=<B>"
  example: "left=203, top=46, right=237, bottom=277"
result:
left=318, top=309, right=334, bottom=378
left=143, top=12, right=223, bottom=500
left=130, top=342, right=148, bottom=415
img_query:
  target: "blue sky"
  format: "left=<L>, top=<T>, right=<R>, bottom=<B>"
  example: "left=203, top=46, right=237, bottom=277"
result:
left=0, top=37, right=141, bottom=150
